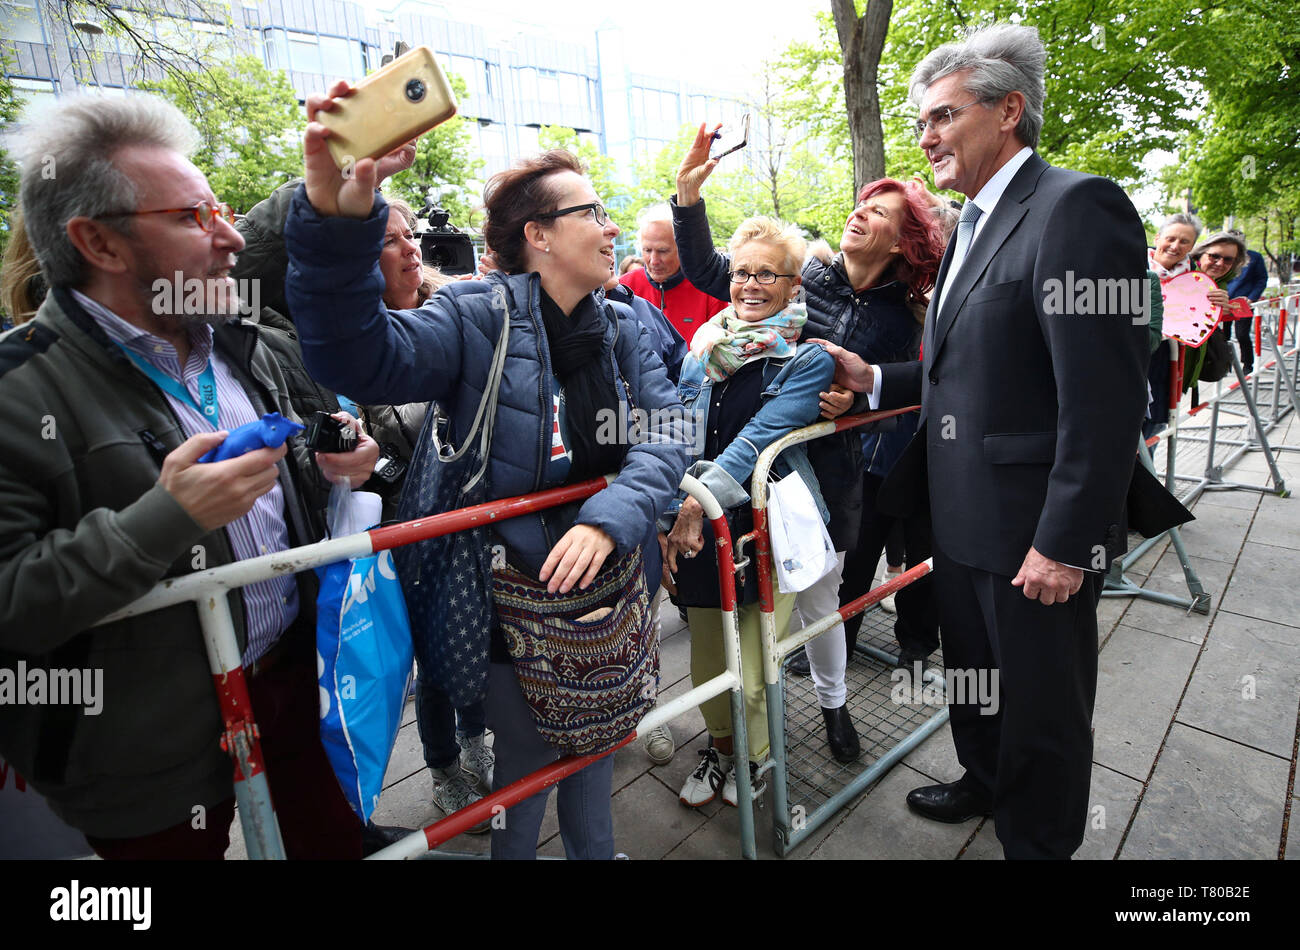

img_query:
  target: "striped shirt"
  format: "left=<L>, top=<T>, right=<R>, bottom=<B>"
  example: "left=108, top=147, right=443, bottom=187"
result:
left=74, top=291, right=297, bottom=664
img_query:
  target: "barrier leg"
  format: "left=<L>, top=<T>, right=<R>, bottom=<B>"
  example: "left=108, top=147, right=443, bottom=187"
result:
left=198, top=593, right=285, bottom=861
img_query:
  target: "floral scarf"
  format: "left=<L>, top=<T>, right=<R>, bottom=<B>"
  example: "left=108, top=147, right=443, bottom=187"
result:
left=689, top=302, right=808, bottom=382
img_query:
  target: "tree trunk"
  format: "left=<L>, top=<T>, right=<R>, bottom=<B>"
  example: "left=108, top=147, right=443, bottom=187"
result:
left=831, top=0, right=893, bottom=191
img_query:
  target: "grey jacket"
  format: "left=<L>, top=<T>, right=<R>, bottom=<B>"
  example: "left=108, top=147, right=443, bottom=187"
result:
left=0, top=287, right=325, bottom=837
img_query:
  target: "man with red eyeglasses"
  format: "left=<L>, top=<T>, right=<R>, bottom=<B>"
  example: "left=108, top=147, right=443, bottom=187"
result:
left=0, top=93, right=377, bottom=859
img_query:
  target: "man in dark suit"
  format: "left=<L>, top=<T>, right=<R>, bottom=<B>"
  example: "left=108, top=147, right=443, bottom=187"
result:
left=819, top=24, right=1149, bottom=858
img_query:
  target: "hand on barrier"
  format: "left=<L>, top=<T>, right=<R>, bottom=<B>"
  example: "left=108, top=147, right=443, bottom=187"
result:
left=658, top=532, right=678, bottom=597
left=675, top=122, right=722, bottom=207
left=540, top=524, right=616, bottom=594
left=666, top=496, right=705, bottom=573
left=158, top=432, right=287, bottom=532
left=315, top=411, right=381, bottom=485
left=818, top=383, right=855, bottom=419
left=808, top=339, right=875, bottom=395
left=303, top=80, right=378, bottom=219
left=1011, top=546, right=1083, bottom=606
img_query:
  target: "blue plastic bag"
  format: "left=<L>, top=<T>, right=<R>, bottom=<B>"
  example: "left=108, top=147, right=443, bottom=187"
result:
left=316, top=544, right=414, bottom=823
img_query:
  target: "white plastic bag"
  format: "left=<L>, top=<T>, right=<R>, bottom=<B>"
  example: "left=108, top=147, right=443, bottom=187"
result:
left=767, top=470, right=836, bottom=593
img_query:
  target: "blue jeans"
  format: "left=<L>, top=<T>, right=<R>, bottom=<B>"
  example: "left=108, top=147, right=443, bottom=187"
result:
left=483, top=662, right=615, bottom=860
left=415, top=668, right=485, bottom=771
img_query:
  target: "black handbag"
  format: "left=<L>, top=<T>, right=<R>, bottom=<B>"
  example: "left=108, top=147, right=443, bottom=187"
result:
left=669, top=505, right=761, bottom=609
left=1196, top=326, right=1232, bottom=383
left=392, top=291, right=509, bottom=708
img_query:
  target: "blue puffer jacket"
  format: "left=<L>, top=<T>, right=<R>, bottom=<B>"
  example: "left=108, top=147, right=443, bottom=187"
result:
left=671, top=197, right=923, bottom=549
left=283, top=187, right=692, bottom=580
left=663, top=342, right=835, bottom=525
left=604, top=282, right=687, bottom=385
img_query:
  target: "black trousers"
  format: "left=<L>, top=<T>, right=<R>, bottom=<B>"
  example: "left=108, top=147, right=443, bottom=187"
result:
left=1231, top=315, right=1255, bottom=372
left=931, top=540, right=1102, bottom=860
left=840, top=471, right=939, bottom=656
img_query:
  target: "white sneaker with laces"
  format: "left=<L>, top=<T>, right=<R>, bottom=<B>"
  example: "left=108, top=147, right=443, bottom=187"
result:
left=722, top=760, right=761, bottom=807
left=642, top=722, right=675, bottom=765
left=679, top=747, right=732, bottom=807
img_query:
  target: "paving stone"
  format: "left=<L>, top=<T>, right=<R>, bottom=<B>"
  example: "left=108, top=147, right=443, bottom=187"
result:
left=1120, top=723, right=1289, bottom=859
left=958, top=819, right=1002, bottom=859
left=1287, top=800, right=1297, bottom=860
left=1095, top=594, right=1132, bottom=641
left=1218, top=542, right=1300, bottom=628
left=809, top=763, right=974, bottom=859
left=1121, top=555, right=1225, bottom=644
left=608, top=772, right=709, bottom=860
left=1193, top=490, right=1262, bottom=512
left=1170, top=502, right=1254, bottom=564
left=1177, top=612, right=1300, bottom=758
left=663, top=789, right=831, bottom=860
left=1093, top=623, right=1201, bottom=780
left=658, top=624, right=693, bottom=685
left=1079, top=764, right=1144, bottom=860
left=383, top=719, right=427, bottom=788
left=900, top=720, right=964, bottom=785
left=1247, top=494, right=1300, bottom=550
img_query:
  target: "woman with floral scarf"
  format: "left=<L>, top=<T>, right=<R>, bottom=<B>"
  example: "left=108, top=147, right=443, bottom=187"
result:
left=660, top=217, right=835, bottom=807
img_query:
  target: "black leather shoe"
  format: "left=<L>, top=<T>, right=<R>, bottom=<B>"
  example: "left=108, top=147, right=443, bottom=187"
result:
left=361, top=821, right=413, bottom=856
left=905, top=779, right=992, bottom=823
left=787, top=648, right=811, bottom=676
left=821, top=704, right=861, bottom=763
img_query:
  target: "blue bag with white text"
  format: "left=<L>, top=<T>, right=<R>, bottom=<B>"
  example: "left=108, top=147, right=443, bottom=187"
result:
left=316, top=493, right=413, bottom=822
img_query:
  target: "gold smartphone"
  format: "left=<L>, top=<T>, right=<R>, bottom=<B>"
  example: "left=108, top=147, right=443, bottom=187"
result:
left=319, top=45, right=458, bottom=170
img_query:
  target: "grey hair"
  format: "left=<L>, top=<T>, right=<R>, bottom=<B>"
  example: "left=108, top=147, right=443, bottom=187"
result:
left=1159, top=212, right=1202, bottom=238
left=909, top=23, right=1046, bottom=149
left=14, top=92, right=199, bottom=288
left=636, top=202, right=674, bottom=246
left=1191, top=230, right=1248, bottom=283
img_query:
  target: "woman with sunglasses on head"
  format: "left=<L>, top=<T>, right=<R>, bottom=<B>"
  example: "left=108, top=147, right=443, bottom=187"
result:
left=672, top=126, right=944, bottom=764
left=283, top=83, right=691, bottom=859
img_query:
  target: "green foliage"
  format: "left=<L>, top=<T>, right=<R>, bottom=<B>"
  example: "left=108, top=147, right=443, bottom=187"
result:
left=143, top=55, right=303, bottom=214
left=385, top=71, right=483, bottom=228
left=0, top=61, right=21, bottom=260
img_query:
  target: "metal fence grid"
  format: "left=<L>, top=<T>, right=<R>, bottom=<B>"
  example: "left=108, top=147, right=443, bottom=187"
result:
left=779, top=605, right=945, bottom=815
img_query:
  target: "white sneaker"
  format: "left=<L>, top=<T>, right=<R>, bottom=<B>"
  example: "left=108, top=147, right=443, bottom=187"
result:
left=722, top=760, right=761, bottom=807
left=679, top=747, right=731, bottom=807
left=430, top=764, right=489, bottom=834
left=642, top=722, right=675, bottom=765
left=458, top=731, right=495, bottom=791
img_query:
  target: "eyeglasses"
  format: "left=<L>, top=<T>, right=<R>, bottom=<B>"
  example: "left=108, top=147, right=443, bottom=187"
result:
left=728, top=269, right=797, bottom=285
left=912, top=100, right=984, bottom=140
left=535, top=203, right=608, bottom=226
left=1201, top=252, right=1237, bottom=265
left=96, top=200, right=236, bottom=232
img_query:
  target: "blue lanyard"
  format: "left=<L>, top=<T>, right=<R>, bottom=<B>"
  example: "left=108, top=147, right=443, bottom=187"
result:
left=116, top=343, right=220, bottom=425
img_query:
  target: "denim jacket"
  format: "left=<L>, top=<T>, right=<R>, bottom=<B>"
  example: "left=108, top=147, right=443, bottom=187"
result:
left=661, top=342, right=835, bottom=526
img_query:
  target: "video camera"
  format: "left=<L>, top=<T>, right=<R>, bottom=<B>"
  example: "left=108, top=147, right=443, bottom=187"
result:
left=419, top=200, right=476, bottom=276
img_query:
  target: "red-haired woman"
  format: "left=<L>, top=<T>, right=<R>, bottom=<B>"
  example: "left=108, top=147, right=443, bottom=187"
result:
left=673, top=126, right=944, bottom=762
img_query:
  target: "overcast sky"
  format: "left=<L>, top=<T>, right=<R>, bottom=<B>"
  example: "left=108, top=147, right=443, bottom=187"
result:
left=361, top=0, right=828, bottom=92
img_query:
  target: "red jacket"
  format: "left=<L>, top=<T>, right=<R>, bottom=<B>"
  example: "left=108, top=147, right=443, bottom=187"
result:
left=620, top=268, right=727, bottom=347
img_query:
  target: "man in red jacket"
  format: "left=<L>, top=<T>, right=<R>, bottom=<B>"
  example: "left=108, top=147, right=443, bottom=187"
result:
left=620, top=204, right=727, bottom=346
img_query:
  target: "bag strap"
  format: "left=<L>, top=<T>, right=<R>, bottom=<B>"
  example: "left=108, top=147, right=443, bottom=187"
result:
left=432, top=284, right=511, bottom=493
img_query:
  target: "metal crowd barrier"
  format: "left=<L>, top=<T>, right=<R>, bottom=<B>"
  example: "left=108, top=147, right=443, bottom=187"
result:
left=742, top=408, right=949, bottom=857
left=96, top=473, right=758, bottom=859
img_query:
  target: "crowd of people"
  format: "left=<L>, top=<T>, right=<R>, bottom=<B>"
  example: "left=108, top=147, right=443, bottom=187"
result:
left=0, top=21, right=1251, bottom=861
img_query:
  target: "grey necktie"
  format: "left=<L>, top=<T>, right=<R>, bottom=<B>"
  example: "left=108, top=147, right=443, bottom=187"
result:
left=946, top=199, right=984, bottom=283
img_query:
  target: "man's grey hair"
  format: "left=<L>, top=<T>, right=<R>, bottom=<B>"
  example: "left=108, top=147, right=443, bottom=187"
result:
left=14, top=92, right=199, bottom=288
left=636, top=202, right=674, bottom=248
left=1159, top=212, right=1202, bottom=238
left=909, top=23, right=1046, bottom=150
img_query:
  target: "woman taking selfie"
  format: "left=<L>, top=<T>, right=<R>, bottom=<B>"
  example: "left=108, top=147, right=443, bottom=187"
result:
left=283, top=82, right=691, bottom=859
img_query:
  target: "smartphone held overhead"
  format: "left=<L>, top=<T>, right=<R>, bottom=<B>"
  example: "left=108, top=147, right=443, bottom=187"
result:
left=710, top=113, right=750, bottom=160
left=319, top=45, right=458, bottom=170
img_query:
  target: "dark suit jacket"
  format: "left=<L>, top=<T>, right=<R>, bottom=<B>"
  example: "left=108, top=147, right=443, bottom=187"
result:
left=877, top=152, right=1150, bottom=578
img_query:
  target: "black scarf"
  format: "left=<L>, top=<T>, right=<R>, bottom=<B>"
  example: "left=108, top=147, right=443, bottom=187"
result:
left=538, top=288, right=625, bottom=481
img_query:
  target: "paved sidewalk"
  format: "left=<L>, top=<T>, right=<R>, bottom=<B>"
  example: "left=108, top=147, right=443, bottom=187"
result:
left=231, top=393, right=1300, bottom=860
